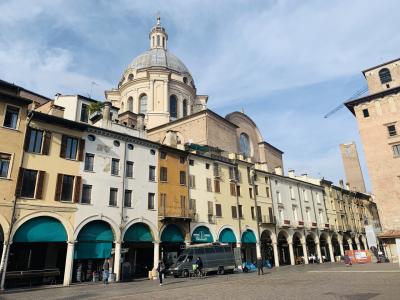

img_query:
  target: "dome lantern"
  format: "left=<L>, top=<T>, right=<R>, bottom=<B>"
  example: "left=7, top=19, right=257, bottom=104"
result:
left=149, top=15, right=168, bottom=50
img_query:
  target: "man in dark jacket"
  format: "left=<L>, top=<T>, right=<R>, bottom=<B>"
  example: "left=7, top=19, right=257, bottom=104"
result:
left=157, top=261, right=166, bottom=286
left=257, top=258, right=264, bottom=275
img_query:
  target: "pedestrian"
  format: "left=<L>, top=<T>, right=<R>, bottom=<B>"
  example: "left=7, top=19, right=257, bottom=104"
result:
left=344, top=254, right=352, bottom=267
left=195, top=257, right=204, bottom=275
left=257, top=258, right=264, bottom=275
left=102, top=259, right=110, bottom=284
left=157, top=261, right=166, bottom=286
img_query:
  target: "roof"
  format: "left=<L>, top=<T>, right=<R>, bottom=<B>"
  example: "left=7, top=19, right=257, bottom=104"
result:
left=0, top=90, right=32, bottom=105
left=362, top=57, right=400, bottom=74
left=378, top=230, right=400, bottom=239
left=258, top=141, right=284, bottom=154
left=0, top=79, right=52, bottom=101
left=344, top=85, right=400, bottom=115
left=31, top=111, right=88, bottom=130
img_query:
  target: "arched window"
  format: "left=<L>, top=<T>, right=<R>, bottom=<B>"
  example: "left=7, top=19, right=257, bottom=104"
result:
left=169, top=95, right=178, bottom=118
left=127, top=96, right=133, bottom=112
left=157, top=35, right=160, bottom=47
left=139, top=94, right=147, bottom=114
left=239, top=133, right=251, bottom=157
left=128, top=74, right=134, bottom=81
left=183, top=77, right=188, bottom=84
left=182, top=99, right=188, bottom=117
left=121, top=102, right=124, bottom=112
left=152, top=36, right=155, bottom=47
left=379, top=68, right=392, bottom=84
left=162, top=37, right=165, bottom=48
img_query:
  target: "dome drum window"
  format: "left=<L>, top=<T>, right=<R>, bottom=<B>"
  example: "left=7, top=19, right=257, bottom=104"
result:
left=128, top=74, right=134, bottom=81
left=113, top=140, right=120, bottom=147
left=239, top=133, right=251, bottom=157
left=127, top=143, right=134, bottom=150
left=169, top=95, right=178, bottom=118
left=150, top=149, right=156, bottom=155
left=87, top=134, right=96, bottom=142
left=379, top=68, right=392, bottom=84
left=139, top=94, right=147, bottom=114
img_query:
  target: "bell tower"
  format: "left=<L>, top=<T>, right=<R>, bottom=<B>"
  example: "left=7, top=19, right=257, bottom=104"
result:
left=149, top=16, right=168, bottom=50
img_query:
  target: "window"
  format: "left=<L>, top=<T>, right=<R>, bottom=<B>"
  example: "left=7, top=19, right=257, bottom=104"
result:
left=180, top=156, right=185, bottom=164
left=113, top=140, right=120, bottom=147
left=60, top=175, right=74, bottom=201
left=87, top=134, right=96, bottom=141
left=231, top=206, right=238, bottom=218
left=127, top=96, right=133, bottom=111
left=139, top=94, right=147, bottom=114
left=265, top=177, right=269, bottom=184
left=183, top=99, right=188, bottom=117
left=316, top=193, right=321, bottom=204
left=63, top=136, right=78, bottom=160
left=0, top=153, right=11, bottom=178
left=169, top=95, right=178, bottom=118
left=81, top=184, right=92, bottom=204
left=379, top=68, right=392, bottom=84
left=362, top=109, right=369, bottom=118
left=251, top=206, right=255, bottom=220
left=266, top=186, right=270, bottom=197
left=20, top=169, right=38, bottom=198
left=160, top=167, right=168, bottom=182
left=388, top=125, right=397, bottom=137
left=255, top=185, right=259, bottom=196
left=3, top=105, right=19, bottom=129
left=160, top=193, right=167, bottom=208
left=189, top=175, right=196, bottom=188
left=111, top=158, right=120, bottom=176
left=279, top=209, right=284, bottom=221
left=238, top=205, right=243, bottom=219
left=148, top=193, right=155, bottom=209
left=183, top=77, right=188, bottom=84
left=208, top=201, right=214, bottom=215
left=239, top=133, right=251, bottom=157
left=249, top=188, right=253, bottom=199
left=216, top=204, right=222, bottom=217
left=160, top=151, right=167, bottom=159
left=127, top=143, right=134, bottom=150
left=213, top=163, right=220, bottom=177
left=124, top=190, right=132, bottom=207
left=128, top=74, right=134, bottom=81
left=206, top=178, right=212, bottom=192
left=126, top=161, right=134, bottom=178
left=84, top=153, right=94, bottom=171
left=27, top=128, right=43, bottom=153
left=229, top=167, right=235, bottom=180
left=189, top=198, right=196, bottom=211
left=180, top=171, right=186, bottom=185
left=292, top=206, right=298, bottom=221
left=205, top=163, right=210, bottom=169
left=149, top=166, right=156, bottom=181
left=214, top=180, right=220, bottom=193
left=393, top=144, right=400, bottom=157
left=319, top=210, right=324, bottom=223
left=257, top=206, right=262, bottom=222
left=268, top=207, right=274, bottom=223
left=237, top=186, right=241, bottom=196
left=290, top=186, right=295, bottom=199
left=150, top=149, right=156, bottom=155
left=230, top=183, right=236, bottom=196
left=109, top=188, right=118, bottom=206
left=189, top=159, right=194, bottom=166
left=80, top=104, right=89, bottom=123
left=276, top=191, right=281, bottom=203
left=303, top=189, right=308, bottom=201
left=157, top=35, right=160, bottom=46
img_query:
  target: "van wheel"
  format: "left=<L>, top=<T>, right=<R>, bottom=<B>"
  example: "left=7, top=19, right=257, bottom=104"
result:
left=182, top=269, right=189, bottom=277
left=217, top=267, right=224, bottom=275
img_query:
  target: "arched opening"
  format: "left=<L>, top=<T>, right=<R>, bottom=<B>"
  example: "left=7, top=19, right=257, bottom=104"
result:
left=260, top=231, right=274, bottom=266
left=319, top=234, right=330, bottom=262
left=331, top=234, right=341, bottom=259
left=191, top=226, right=214, bottom=244
left=127, top=96, right=133, bottom=112
left=128, top=73, right=134, bottom=81
left=73, top=220, right=114, bottom=283
left=161, top=224, right=185, bottom=268
left=277, top=231, right=290, bottom=265
left=306, top=234, right=317, bottom=263
left=219, top=228, right=237, bottom=249
left=358, top=236, right=366, bottom=250
left=241, top=229, right=257, bottom=263
left=123, top=223, right=154, bottom=279
left=351, top=237, right=358, bottom=250
left=379, top=68, right=392, bottom=84
left=239, top=132, right=251, bottom=157
left=0, top=224, right=4, bottom=269
left=169, top=95, right=178, bottom=118
left=121, top=102, right=124, bottom=112
left=139, top=94, right=147, bottom=114
left=292, top=232, right=304, bottom=264
left=182, top=99, right=188, bottom=117
left=157, top=35, right=160, bottom=47
left=7, top=217, right=68, bottom=288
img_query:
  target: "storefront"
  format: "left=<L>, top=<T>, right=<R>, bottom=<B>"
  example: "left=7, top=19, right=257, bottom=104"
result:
left=73, top=220, right=114, bottom=283
left=277, top=231, right=290, bottom=265
left=219, top=228, right=237, bottom=249
left=260, top=231, right=274, bottom=266
left=160, top=224, right=185, bottom=268
left=7, top=217, right=68, bottom=288
left=241, top=230, right=257, bottom=263
left=123, top=223, right=154, bottom=278
left=191, top=226, right=214, bottom=244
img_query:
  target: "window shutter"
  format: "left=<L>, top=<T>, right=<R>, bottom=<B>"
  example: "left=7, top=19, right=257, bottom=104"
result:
left=35, top=171, right=45, bottom=199
left=23, top=128, right=31, bottom=151
left=55, top=174, right=63, bottom=201
left=15, top=167, right=24, bottom=197
left=60, top=135, right=67, bottom=158
left=73, top=176, right=82, bottom=203
left=78, top=139, right=85, bottom=161
left=42, top=131, right=52, bottom=155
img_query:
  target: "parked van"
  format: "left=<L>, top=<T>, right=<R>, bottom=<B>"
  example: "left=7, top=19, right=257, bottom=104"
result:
left=168, top=243, right=236, bottom=277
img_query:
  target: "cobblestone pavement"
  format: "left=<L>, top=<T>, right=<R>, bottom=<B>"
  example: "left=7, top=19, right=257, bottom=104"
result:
left=1, top=263, right=400, bottom=300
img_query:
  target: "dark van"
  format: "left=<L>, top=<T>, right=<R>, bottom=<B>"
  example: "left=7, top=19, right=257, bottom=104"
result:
left=168, top=243, right=236, bottom=277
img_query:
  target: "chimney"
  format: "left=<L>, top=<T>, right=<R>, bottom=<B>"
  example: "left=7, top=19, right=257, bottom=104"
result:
left=339, top=179, right=344, bottom=188
left=288, top=169, right=295, bottom=178
left=164, top=130, right=178, bottom=148
left=103, top=101, right=111, bottom=122
left=274, top=166, right=283, bottom=175
left=136, top=113, right=145, bottom=130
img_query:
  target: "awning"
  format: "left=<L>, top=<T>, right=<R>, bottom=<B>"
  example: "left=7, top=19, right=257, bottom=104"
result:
left=124, top=223, right=153, bottom=242
left=13, top=217, right=67, bottom=242
left=161, top=224, right=184, bottom=243
left=241, top=230, right=257, bottom=244
left=192, top=226, right=214, bottom=243
left=75, top=221, right=114, bottom=260
left=219, top=228, right=236, bottom=243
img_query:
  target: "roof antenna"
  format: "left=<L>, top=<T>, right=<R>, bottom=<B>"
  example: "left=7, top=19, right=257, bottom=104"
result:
left=241, top=107, right=245, bottom=114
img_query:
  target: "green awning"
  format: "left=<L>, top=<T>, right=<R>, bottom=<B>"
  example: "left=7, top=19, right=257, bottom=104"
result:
left=124, top=223, right=153, bottom=242
left=219, top=228, right=237, bottom=243
left=192, top=226, right=214, bottom=243
left=13, top=217, right=67, bottom=242
left=242, top=230, right=257, bottom=244
left=161, top=224, right=184, bottom=243
left=75, top=221, right=114, bottom=260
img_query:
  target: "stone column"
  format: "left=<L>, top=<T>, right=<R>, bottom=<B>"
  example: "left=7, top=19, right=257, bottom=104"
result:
left=328, top=241, right=335, bottom=262
left=149, top=80, right=154, bottom=111
left=273, top=242, right=279, bottom=267
left=288, top=242, right=295, bottom=266
left=339, top=241, right=344, bottom=256
left=256, top=242, right=261, bottom=259
left=355, top=242, right=360, bottom=251
left=302, top=242, right=309, bottom=264
left=316, top=242, right=323, bottom=263
left=164, top=80, right=168, bottom=113
left=114, top=242, right=122, bottom=282
left=153, top=241, right=160, bottom=270
left=63, top=241, right=75, bottom=286
left=348, top=240, right=353, bottom=251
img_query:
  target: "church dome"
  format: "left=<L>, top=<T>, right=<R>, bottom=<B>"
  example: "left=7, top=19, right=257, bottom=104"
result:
left=127, top=48, right=191, bottom=75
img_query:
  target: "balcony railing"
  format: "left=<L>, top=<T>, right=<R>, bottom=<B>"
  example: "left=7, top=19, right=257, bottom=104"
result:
left=297, top=221, right=304, bottom=228
left=208, top=215, right=216, bottom=224
left=159, top=205, right=195, bottom=220
left=279, top=219, right=290, bottom=227
left=261, top=215, right=276, bottom=225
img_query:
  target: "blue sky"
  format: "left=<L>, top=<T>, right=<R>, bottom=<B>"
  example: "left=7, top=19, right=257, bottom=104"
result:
left=1, top=0, right=400, bottom=190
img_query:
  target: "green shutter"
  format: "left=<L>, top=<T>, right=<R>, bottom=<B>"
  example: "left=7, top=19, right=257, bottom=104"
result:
left=219, top=228, right=237, bottom=243
left=124, top=223, right=153, bottom=242
left=161, top=224, right=184, bottom=243
left=191, top=226, right=214, bottom=243
left=13, top=217, right=67, bottom=243
left=241, top=230, right=257, bottom=244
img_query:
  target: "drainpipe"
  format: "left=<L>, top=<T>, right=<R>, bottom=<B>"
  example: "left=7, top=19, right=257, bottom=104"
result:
left=251, top=167, right=262, bottom=260
left=296, top=184, right=306, bottom=238
left=0, top=110, right=33, bottom=291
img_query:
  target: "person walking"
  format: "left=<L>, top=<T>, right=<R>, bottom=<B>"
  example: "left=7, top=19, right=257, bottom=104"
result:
left=157, top=261, right=166, bottom=286
left=257, top=258, right=264, bottom=275
left=102, top=259, right=110, bottom=284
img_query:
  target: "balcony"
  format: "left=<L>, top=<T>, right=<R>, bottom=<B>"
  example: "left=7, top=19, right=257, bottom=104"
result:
left=261, top=215, right=276, bottom=225
left=159, top=205, right=195, bottom=221
left=320, top=223, right=330, bottom=230
left=208, top=215, right=216, bottom=224
left=279, top=219, right=291, bottom=228
left=307, top=221, right=317, bottom=229
left=297, top=221, right=304, bottom=228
